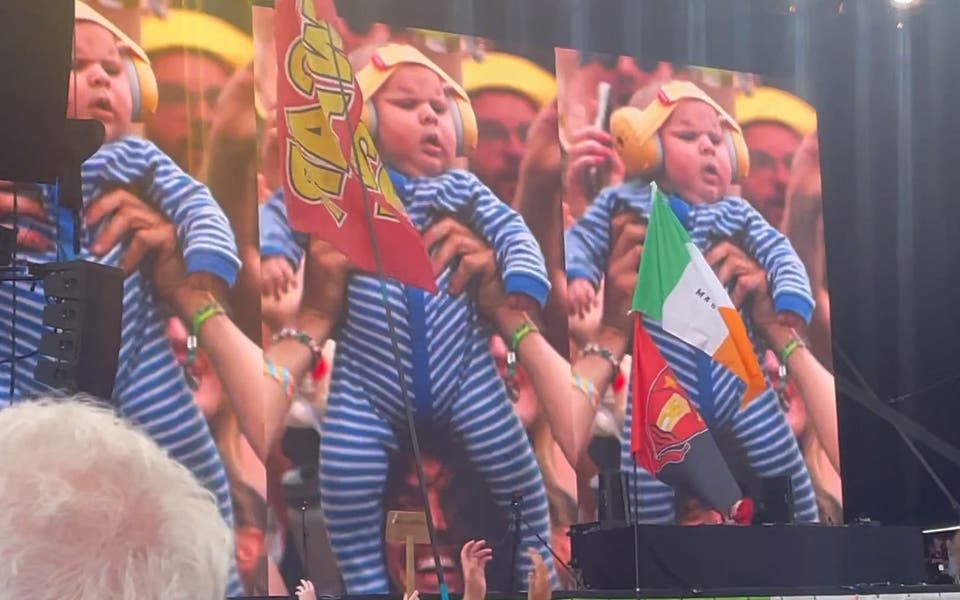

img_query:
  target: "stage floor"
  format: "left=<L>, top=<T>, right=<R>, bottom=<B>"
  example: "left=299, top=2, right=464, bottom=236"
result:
left=233, top=586, right=960, bottom=600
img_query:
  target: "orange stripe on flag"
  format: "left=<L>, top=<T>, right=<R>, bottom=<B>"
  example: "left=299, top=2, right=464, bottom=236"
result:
left=716, top=306, right=767, bottom=407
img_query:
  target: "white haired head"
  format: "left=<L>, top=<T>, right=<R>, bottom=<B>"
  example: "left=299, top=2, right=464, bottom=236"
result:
left=0, top=396, right=233, bottom=600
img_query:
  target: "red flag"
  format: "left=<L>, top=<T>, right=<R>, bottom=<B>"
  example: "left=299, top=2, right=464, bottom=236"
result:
left=630, top=314, right=708, bottom=474
left=275, top=0, right=437, bottom=292
left=631, top=314, right=749, bottom=519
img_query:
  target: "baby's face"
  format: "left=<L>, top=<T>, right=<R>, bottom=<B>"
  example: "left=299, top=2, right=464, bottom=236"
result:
left=658, top=99, right=732, bottom=204
left=67, top=22, right=133, bottom=142
left=372, top=64, right=457, bottom=177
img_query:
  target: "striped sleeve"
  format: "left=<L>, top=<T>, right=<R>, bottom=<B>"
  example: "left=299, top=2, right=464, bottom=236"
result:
left=260, top=188, right=306, bottom=267
left=98, top=137, right=241, bottom=287
left=717, top=387, right=820, bottom=523
left=563, top=186, right=619, bottom=288
left=435, top=171, right=550, bottom=307
left=735, top=199, right=814, bottom=323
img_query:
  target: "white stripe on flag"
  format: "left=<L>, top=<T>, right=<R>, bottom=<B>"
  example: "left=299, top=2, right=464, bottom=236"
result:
left=661, top=242, right=736, bottom=356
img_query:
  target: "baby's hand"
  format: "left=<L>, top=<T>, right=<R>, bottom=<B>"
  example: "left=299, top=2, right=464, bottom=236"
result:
left=777, top=310, right=805, bottom=331
left=295, top=579, right=316, bottom=600
left=526, top=548, right=550, bottom=600
left=261, top=255, right=297, bottom=301
left=506, top=292, right=542, bottom=319
left=567, top=278, right=598, bottom=319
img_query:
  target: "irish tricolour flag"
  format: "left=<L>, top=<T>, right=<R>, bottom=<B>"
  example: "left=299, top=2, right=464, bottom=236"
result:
left=632, top=183, right=766, bottom=407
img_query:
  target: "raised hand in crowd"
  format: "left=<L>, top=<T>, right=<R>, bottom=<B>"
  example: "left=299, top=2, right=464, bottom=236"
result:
left=461, top=539, right=494, bottom=600
left=513, top=99, right=573, bottom=352
left=782, top=129, right=832, bottom=367
left=517, top=101, right=563, bottom=193
left=295, top=579, right=316, bottom=600
left=562, top=124, right=625, bottom=218
left=527, top=548, right=551, bottom=600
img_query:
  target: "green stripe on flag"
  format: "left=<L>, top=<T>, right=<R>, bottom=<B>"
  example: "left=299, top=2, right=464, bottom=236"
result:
left=632, top=183, right=695, bottom=319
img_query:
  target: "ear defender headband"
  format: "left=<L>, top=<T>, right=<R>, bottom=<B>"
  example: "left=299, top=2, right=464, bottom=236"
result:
left=74, top=1, right=158, bottom=122
left=356, top=43, right=478, bottom=156
left=610, top=80, right=749, bottom=183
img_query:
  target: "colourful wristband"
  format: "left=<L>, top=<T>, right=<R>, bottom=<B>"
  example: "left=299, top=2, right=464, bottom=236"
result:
left=776, top=336, right=805, bottom=391
left=779, top=337, right=804, bottom=364
left=571, top=371, right=598, bottom=409
left=185, top=302, right=225, bottom=367
left=264, top=358, right=295, bottom=400
left=506, top=317, right=538, bottom=377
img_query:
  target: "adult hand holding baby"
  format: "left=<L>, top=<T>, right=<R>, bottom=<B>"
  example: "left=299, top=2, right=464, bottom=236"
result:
left=705, top=240, right=805, bottom=330
left=0, top=184, right=51, bottom=251
left=297, top=236, right=350, bottom=343
left=599, top=211, right=647, bottom=336
left=422, top=216, right=500, bottom=308
left=84, top=188, right=228, bottom=321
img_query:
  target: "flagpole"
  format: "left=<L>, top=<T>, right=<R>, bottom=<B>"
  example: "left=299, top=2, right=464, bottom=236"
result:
left=322, top=21, right=452, bottom=600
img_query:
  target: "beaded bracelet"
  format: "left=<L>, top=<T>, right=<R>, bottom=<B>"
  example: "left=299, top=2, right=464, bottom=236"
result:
left=579, top=343, right=620, bottom=371
left=273, top=327, right=323, bottom=367
left=506, top=317, right=538, bottom=377
left=264, top=358, right=295, bottom=400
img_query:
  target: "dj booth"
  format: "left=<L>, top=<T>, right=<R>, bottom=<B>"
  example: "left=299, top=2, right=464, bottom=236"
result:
left=568, top=523, right=926, bottom=591
left=234, top=522, right=941, bottom=600
left=235, top=590, right=960, bottom=600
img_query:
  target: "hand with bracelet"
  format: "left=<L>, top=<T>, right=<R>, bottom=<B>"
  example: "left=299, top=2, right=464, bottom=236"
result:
left=421, top=214, right=643, bottom=466
left=709, top=239, right=840, bottom=474
left=146, top=197, right=349, bottom=461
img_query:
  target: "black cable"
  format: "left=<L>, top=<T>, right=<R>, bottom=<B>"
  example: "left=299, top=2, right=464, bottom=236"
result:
left=301, top=501, right=310, bottom=583
left=509, top=495, right=521, bottom=591
left=324, top=26, right=450, bottom=598
left=834, top=345, right=960, bottom=521
left=8, top=187, right=19, bottom=400
left=0, top=350, right=38, bottom=367
left=888, top=372, right=960, bottom=404
left=632, top=464, right=640, bottom=600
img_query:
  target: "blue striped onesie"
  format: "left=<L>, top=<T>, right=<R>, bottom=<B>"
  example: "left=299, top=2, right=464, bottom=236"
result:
left=0, top=135, right=244, bottom=595
left=566, top=180, right=819, bottom=523
left=261, top=169, right=558, bottom=593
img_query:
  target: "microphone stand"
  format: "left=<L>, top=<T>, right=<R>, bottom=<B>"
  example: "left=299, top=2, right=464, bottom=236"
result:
left=509, top=493, right=522, bottom=592
left=511, top=494, right=585, bottom=590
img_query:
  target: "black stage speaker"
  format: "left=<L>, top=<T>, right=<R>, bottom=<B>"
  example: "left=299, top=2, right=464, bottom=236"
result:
left=753, top=476, right=794, bottom=525
left=570, top=522, right=925, bottom=591
left=34, top=260, right=123, bottom=400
